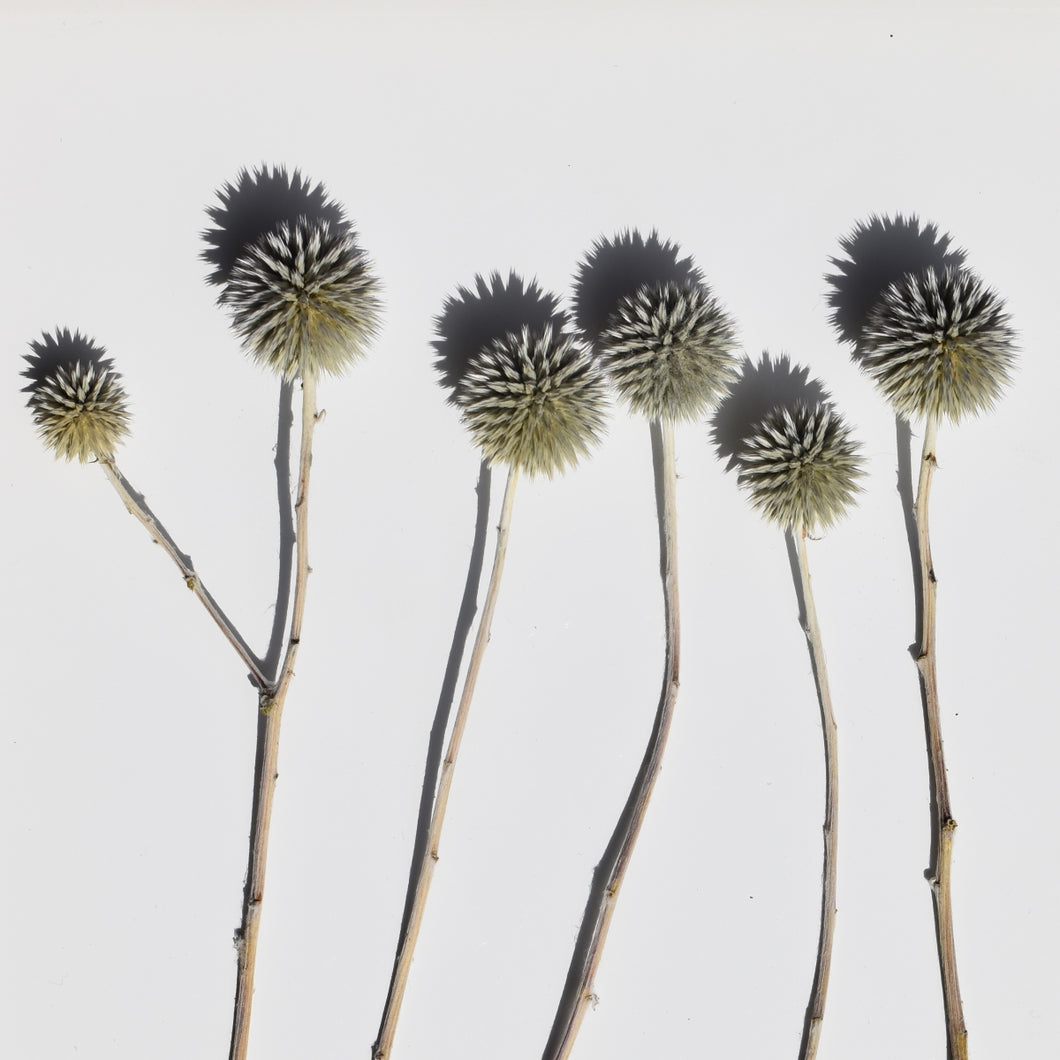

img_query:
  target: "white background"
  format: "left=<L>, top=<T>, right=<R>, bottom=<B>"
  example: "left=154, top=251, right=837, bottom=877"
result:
left=2, top=2, right=1058, bottom=1058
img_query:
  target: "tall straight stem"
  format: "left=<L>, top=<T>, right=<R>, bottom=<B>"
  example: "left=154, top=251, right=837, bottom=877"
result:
left=372, top=464, right=520, bottom=1060
left=229, top=372, right=319, bottom=1060
left=913, top=415, right=967, bottom=1060
left=542, top=416, right=680, bottom=1060
left=792, top=526, right=839, bottom=1060
left=98, top=458, right=270, bottom=690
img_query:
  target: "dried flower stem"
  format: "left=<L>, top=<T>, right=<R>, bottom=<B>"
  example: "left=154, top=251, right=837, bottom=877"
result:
left=229, top=372, right=319, bottom=1060
left=97, top=457, right=270, bottom=690
left=791, top=525, right=839, bottom=1060
left=913, top=415, right=967, bottom=1060
left=373, top=464, right=520, bottom=1060
left=542, top=417, right=680, bottom=1060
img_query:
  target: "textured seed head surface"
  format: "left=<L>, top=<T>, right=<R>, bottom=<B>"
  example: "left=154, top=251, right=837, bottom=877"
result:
left=598, top=279, right=738, bottom=422
left=738, top=401, right=864, bottom=532
left=222, top=216, right=381, bottom=380
left=454, top=323, right=608, bottom=476
left=23, top=329, right=131, bottom=462
left=861, top=266, right=1016, bottom=423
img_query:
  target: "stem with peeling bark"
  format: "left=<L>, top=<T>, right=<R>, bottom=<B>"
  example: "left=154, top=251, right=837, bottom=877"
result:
left=372, top=464, right=520, bottom=1060
left=913, top=414, right=968, bottom=1060
left=228, top=372, right=319, bottom=1060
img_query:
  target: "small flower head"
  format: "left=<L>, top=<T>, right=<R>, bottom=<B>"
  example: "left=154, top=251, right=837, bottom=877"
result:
left=738, top=401, right=864, bottom=532
left=22, top=329, right=131, bottom=462
left=861, top=266, right=1016, bottom=423
left=453, top=323, right=608, bottom=476
left=598, top=279, right=738, bottom=422
left=221, top=215, right=382, bottom=380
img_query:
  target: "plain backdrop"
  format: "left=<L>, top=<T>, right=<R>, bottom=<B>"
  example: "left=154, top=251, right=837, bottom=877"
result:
left=2, top=2, right=1058, bottom=1059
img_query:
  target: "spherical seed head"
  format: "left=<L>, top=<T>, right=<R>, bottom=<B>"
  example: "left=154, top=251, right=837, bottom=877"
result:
left=221, top=216, right=382, bottom=380
left=737, top=402, right=864, bottom=532
left=862, top=266, right=1016, bottom=423
left=454, top=323, right=608, bottom=477
left=598, top=279, right=738, bottom=422
left=22, top=329, right=131, bottom=462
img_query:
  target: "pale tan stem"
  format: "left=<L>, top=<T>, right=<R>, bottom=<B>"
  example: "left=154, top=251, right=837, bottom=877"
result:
left=913, top=415, right=968, bottom=1060
left=229, top=372, right=318, bottom=1060
left=793, top=525, right=839, bottom=1060
left=543, top=417, right=680, bottom=1060
left=372, top=464, right=520, bottom=1060
left=98, top=457, right=270, bottom=690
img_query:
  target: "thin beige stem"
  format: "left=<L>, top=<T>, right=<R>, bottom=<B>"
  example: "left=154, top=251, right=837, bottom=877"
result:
left=913, top=415, right=968, bottom=1060
left=98, top=457, right=270, bottom=690
left=793, top=525, right=839, bottom=1060
left=372, top=463, right=520, bottom=1060
left=542, top=416, right=680, bottom=1060
left=229, top=372, right=319, bottom=1060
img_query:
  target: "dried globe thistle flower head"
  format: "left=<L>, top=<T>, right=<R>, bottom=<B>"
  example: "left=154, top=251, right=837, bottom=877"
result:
left=221, top=215, right=382, bottom=380
left=23, top=328, right=131, bottom=462
left=599, top=278, right=739, bottom=421
left=825, top=214, right=965, bottom=349
left=737, top=399, right=865, bottom=532
left=861, top=265, right=1017, bottom=423
left=454, top=322, right=608, bottom=476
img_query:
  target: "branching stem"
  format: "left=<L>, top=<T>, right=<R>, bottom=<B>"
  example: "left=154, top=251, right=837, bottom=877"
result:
left=372, top=463, right=520, bottom=1060
left=98, top=457, right=270, bottom=690
left=914, top=415, right=968, bottom=1060
left=228, top=372, right=319, bottom=1060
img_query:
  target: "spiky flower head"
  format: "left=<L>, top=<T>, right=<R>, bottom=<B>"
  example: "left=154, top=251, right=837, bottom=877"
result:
left=861, top=266, right=1016, bottom=423
left=597, top=279, right=738, bottom=422
left=453, top=323, right=608, bottom=476
left=221, top=215, right=382, bottom=380
left=22, top=329, right=131, bottom=462
left=737, top=401, right=864, bottom=532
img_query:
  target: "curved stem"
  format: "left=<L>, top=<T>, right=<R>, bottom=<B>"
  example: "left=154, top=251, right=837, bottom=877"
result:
left=792, top=525, right=839, bottom=1060
left=372, top=463, right=520, bottom=1060
left=98, top=457, right=270, bottom=690
left=914, top=415, right=967, bottom=1060
left=229, top=372, right=318, bottom=1060
left=541, top=416, right=680, bottom=1060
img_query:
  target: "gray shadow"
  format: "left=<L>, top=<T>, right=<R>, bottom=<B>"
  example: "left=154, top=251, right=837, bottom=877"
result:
left=201, top=165, right=350, bottom=288
left=824, top=214, right=964, bottom=353
left=432, top=272, right=565, bottom=399
left=571, top=229, right=702, bottom=345
left=710, top=353, right=830, bottom=471
left=372, top=461, right=492, bottom=1055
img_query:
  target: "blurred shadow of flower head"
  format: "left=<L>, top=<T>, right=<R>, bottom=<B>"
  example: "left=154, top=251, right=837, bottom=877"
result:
left=825, top=214, right=965, bottom=351
left=203, top=165, right=381, bottom=380
left=861, top=265, right=1017, bottom=423
left=573, top=231, right=738, bottom=422
left=453, top=320, right=608, bottom=477
left=23, top=328, right=131, bottom=462
left=202, top=165, right=349, bottom=287
left=710, top=353, right=830, bottom=471
left=737, top=397, right=865, bottom=532
left=433, top=272, right=566, bottom=401
left=572, top=229, right=702, bottom=345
